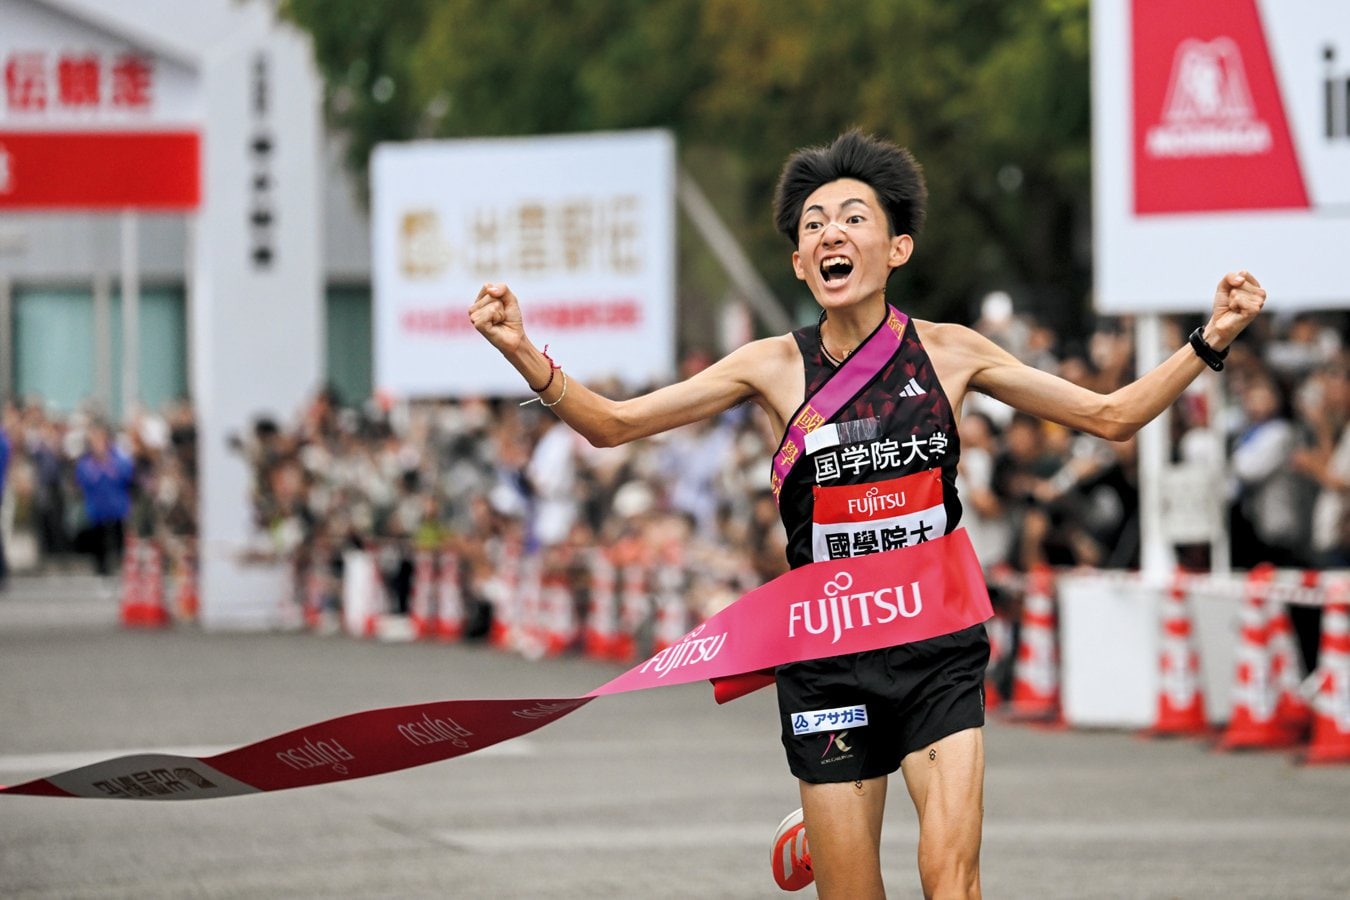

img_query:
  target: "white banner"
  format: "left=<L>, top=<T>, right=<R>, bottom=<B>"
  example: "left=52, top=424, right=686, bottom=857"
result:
left=371, top=130, right=676, bottom=397
left=1093, top=0, right=1350, bottom=313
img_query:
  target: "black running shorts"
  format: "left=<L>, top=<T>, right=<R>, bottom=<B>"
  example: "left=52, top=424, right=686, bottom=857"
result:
left=776, top=623, right=990, bottom=784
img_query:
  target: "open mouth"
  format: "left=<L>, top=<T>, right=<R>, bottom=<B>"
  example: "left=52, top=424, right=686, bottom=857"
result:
left=820, top=256, right=854, bottom=286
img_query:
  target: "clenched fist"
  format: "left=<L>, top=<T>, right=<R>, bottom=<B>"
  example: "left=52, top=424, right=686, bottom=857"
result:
left=468, top=283, right=526, bottom=354
left=1209, top=271, right=1266, bottom=348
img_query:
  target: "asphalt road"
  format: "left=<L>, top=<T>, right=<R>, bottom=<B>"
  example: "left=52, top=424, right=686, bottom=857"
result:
left=1, top=575, right=1348, bottom=899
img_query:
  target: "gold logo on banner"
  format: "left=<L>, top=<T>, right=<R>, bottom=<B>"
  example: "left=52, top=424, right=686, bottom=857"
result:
left=399, top=210, right=451, bottom=278
left=795, top=406, right=826, bottom=433
left=780, top=442, right=799, bottom=466
left=887, top=312, right=904, bottom=338
left=771, top=471, right=783, bottom=497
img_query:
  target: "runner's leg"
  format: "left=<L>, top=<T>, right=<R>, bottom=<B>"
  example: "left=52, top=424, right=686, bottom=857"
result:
left=899, top=726, right=984, bottom=900
left=799, top=775, right=888, bottom=900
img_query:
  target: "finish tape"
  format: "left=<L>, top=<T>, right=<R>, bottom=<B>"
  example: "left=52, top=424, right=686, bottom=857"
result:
left=0, top=530, right=991, bottom=801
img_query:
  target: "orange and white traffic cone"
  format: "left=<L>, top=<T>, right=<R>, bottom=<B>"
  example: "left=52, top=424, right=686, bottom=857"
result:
left=363, top=550, right=383, bottom=639
left=584, top=549, right=619, bottom=660
left=123, top=537, right=170, bottom=628
left=1218, top=565, right=1300, bottom=750
left=1267, top=577, right=1312, bottom=740
left=145, top=540, right=169, bottom=626
left=172, top=548, right=199, bottom=623
left=511, top=553, right=547, bottom=659
left=408, top=549, right=437, bottom=640
left=1008, top=566, right=1060, bottom=723
left=118, top=534, right=144, bottom=626
left=435, top=549, right=464, bottom=642
left=302, top=560, right=325, bottom=631
left=651, top=559, right=688, bottom=654
left=539, top=566, right=577, bottom=657
left=613, top=562, right=649, bottom=664
left=487, top=539, right=522, bottom=650
left=1145, top=571, right=1209, bottom=738
left=1302, top=581, right=1350, bottom=765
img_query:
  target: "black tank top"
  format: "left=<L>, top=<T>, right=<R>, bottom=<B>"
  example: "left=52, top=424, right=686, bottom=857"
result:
left=776, top=316, right=963, bottom=570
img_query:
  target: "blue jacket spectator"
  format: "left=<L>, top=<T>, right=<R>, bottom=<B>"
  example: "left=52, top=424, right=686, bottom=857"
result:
left=75, top=425, right=135, bottom=575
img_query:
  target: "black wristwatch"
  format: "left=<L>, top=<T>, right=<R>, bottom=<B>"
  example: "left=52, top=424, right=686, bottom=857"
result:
left=1188, top=327, right=1228, bottom=372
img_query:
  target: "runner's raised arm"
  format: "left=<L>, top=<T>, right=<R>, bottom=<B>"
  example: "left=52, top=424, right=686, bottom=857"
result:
left=468, top=281, right=803, bottom=446
left=918, top=271, right=1267, bottom=441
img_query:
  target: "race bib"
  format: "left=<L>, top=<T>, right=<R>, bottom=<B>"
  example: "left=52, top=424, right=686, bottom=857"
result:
left=811, top=468, right=947, bottom=562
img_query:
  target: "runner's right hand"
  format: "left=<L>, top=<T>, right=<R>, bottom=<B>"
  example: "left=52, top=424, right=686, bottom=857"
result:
left=469, top=283, right=526, bottom=354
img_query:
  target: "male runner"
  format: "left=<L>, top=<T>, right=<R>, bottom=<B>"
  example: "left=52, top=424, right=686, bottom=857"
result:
left=469, top=130, right=1267, bottom=899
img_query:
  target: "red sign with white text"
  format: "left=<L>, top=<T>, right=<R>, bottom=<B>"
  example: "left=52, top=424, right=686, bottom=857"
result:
left=1132, top=0, right=1308, bottom=213
left=0, top=130, right=199, bottom=209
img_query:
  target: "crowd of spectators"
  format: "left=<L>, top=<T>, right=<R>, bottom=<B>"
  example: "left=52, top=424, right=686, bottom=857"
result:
left=1, top=308, right=1346, bottom=638
left=232, top=371, right=779, bottom=633
left=0, top=399, right=198, bottom=587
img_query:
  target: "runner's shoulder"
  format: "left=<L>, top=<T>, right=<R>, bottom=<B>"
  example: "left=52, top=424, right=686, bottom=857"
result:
left=913, top=320, right=1007, bottom=361
left=722, top=333, right=800, bottom=373
left=713, top=334, right=802, bottom=409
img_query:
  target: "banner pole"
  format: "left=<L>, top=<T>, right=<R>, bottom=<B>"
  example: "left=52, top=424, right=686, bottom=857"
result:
left=120, top=208, right=140, bottom=423
left=1136, top=312, right=1175, bottom=578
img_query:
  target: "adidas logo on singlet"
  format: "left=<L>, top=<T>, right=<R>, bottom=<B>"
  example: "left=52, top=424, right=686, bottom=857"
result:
left=899, top=377, right=927, bottom=398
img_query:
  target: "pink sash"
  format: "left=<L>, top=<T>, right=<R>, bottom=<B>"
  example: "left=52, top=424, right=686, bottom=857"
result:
left=770, top=305, right=909, bottom=503
left=0, top=530, right=990, bottom=801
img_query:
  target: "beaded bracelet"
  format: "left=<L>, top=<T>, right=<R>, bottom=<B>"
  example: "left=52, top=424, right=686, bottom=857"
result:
left=526, top=344, right=560, bottom=392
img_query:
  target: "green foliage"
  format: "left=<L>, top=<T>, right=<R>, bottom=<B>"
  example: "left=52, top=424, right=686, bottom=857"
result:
left=281, top=0, right=1092, bottom=334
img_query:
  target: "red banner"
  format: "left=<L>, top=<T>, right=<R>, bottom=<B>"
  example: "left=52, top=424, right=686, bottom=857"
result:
left=0, top=130, right=200, bottom=210
left=0, top=530, right=991, bottom=801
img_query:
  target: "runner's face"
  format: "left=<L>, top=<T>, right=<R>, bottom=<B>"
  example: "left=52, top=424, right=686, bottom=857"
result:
left=792, top=178, right=911, bottom=310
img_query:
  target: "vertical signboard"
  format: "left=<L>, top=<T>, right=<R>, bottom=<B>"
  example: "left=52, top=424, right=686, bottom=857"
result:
left=192, top=11, right=322, bottom=630
left=372, top=130, right=676, bottom=397
left=1094, top=0, right=1350, bottom=312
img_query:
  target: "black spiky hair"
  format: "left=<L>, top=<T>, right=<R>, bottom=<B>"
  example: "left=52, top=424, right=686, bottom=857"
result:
left=772, top=130, right=928, bottom=245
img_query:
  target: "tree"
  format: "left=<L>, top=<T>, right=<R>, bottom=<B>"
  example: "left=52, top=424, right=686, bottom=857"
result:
left=282, top=0, right=1092, bottom=339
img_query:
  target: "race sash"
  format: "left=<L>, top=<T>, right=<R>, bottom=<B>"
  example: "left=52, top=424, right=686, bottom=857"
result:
left=0, top=529, right=990, bottom=801
left=770, top=305, right=909, bottom=504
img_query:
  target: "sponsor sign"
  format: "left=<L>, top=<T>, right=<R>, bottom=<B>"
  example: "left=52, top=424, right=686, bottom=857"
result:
left=371, top=130, right=676, bottom=397
left=0, top=0, right=202, bottom=209
left=1094, top=0, right=1350, bottom=311
left=790, top=705, right=869, bottom=736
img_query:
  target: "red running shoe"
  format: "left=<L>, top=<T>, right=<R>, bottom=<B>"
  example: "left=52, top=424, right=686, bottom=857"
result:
left=771, top=807, right=813, bottom=891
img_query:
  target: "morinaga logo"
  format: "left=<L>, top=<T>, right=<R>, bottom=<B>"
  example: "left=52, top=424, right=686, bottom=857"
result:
left=788, top=571, right=923, bottom=645
left=1146, top=37, right=1272, bottom=158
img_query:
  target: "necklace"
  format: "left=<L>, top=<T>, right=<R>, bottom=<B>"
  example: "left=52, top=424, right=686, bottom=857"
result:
left=816, top=310, right=854, bottom=366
